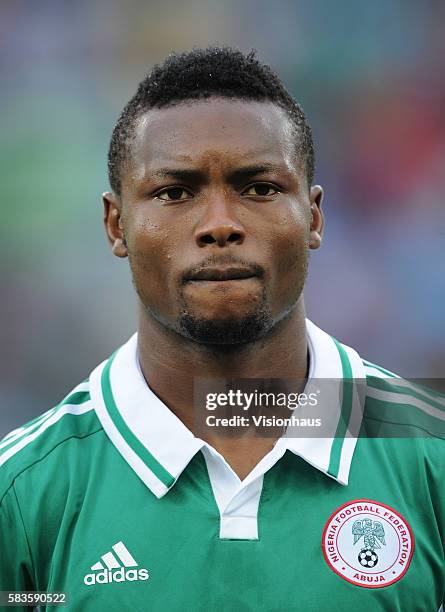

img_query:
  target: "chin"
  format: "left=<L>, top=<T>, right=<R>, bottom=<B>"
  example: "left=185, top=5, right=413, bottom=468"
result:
left=177, top=309, right=274, bottom=345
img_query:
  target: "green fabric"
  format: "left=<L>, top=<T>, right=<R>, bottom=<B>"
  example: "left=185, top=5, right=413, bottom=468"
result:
left=1, top=359, right=444, bottom=610
left=1, top=429, right=443, bottom=610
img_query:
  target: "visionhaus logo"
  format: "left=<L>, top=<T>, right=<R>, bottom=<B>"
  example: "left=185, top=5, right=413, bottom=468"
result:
left=84, top=541, right=149, bottom=585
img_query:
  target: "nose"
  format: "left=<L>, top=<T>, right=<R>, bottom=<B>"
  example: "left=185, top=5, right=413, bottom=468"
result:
left=194, top=195, right=246, bottom=247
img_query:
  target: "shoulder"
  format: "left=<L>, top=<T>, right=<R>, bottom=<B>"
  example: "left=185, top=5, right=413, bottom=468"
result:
left=361, top=358, right=445, bottom=441
left=319, top=319, right=445, bottom=443
left=0, top=378, right=103, bottom=502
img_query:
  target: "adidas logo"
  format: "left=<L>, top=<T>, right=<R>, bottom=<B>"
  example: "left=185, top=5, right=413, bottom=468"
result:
left=84, top=541, right=149, bottom=585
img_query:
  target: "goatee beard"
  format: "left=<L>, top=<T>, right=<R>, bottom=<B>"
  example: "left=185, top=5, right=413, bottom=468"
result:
left=177, top=307, right=274, bottom=345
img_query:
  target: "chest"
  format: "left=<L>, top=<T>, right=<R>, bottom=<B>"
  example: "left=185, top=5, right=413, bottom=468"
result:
left=36, top=450, right=443, bottom=611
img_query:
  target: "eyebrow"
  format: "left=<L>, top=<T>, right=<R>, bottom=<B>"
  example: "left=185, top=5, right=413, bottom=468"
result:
left=148, top=163, right=289, bottom=184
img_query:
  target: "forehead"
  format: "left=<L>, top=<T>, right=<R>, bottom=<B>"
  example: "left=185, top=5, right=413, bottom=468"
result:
left=128, top=98, right=299, bottom=178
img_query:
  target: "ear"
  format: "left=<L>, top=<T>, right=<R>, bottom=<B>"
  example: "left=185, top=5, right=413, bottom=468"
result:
left=103, top=191, right=128, bottom=258
left=309, top=185, right=324, bottom=250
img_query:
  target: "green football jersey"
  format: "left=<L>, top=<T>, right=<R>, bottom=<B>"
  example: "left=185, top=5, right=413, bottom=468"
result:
left=0, top=319, right=444, bottom=611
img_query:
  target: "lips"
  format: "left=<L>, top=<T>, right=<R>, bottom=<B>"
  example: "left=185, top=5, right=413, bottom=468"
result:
left=185, top=266, right=258, bottom=282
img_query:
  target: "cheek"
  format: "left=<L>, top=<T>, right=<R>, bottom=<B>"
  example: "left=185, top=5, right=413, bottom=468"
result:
left=276, top=227, right=309, bottom=273
left=128, top=208, right=171, bottom=256
left=126, top=218, right=177, bottom=309
left=267, top=212, right=310, bottom=305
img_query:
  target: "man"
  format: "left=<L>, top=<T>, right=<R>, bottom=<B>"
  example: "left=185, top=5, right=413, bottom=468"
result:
left=0, top=47, right=444, bottom=611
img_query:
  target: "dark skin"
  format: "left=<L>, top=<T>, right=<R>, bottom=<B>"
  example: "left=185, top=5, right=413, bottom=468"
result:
left=103, top=98, right=324, bottom=479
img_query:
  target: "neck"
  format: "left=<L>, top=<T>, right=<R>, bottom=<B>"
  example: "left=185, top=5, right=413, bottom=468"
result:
left=137, top=298, right=309, bottom=431
left=137, top=299, right=309, bottom=479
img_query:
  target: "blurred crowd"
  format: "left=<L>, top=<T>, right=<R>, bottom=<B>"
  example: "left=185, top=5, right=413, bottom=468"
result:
left=1, top=0, right=444, bottom=434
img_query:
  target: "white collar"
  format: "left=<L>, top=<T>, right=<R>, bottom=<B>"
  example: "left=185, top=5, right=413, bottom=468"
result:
left=89, top=318, right=366, bottom=498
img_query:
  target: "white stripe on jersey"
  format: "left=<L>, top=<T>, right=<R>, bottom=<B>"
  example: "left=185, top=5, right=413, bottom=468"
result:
left=0, top=382, right=90, bottom=449
left=366, top=386, right=445, bottom=422
left=363, top=362, right=400, bottom=379
left=364, top=365, right=445, bottom=409
left=0, top=401, right=93, bottom=467
left=0, top=408, right=57, bottom=450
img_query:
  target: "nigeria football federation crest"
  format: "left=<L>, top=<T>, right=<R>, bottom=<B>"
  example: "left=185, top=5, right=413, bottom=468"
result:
left=321, top=499, right=414, bottom=588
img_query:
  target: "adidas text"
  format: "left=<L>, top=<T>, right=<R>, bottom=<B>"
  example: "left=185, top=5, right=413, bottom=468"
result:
left=84, top=568, right=149, bottom=585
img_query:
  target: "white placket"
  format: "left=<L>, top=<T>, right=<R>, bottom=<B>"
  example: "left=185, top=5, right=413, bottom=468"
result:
left=201, top=440, right=288, bottom=540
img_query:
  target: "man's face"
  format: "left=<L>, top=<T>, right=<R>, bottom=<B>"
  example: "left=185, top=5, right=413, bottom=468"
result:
left=105, top=98, right=323, bottom=344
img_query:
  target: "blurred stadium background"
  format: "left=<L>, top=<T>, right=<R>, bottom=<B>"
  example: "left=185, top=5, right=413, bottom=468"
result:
left=1, top=0, right=444, bottom=435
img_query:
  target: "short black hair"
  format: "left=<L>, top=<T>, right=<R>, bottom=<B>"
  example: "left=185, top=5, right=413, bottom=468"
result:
left=108, top=46, right=315, bottom=195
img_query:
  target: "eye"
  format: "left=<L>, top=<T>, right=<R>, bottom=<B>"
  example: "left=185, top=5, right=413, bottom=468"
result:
left=156, top=187, right=192, bottom=201
left=242, top=183, right=280, bottom=197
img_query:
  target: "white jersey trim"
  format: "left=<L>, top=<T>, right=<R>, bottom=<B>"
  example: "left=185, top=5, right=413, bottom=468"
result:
left=0, top=400, right=93, bottom=467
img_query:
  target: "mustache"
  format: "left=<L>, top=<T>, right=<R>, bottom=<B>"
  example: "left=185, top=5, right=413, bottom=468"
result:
left=181, top=255, right=265, bottom=284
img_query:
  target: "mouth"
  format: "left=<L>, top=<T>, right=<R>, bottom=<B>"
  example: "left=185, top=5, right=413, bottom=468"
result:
left=185, top=266, right=259, bottom=282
